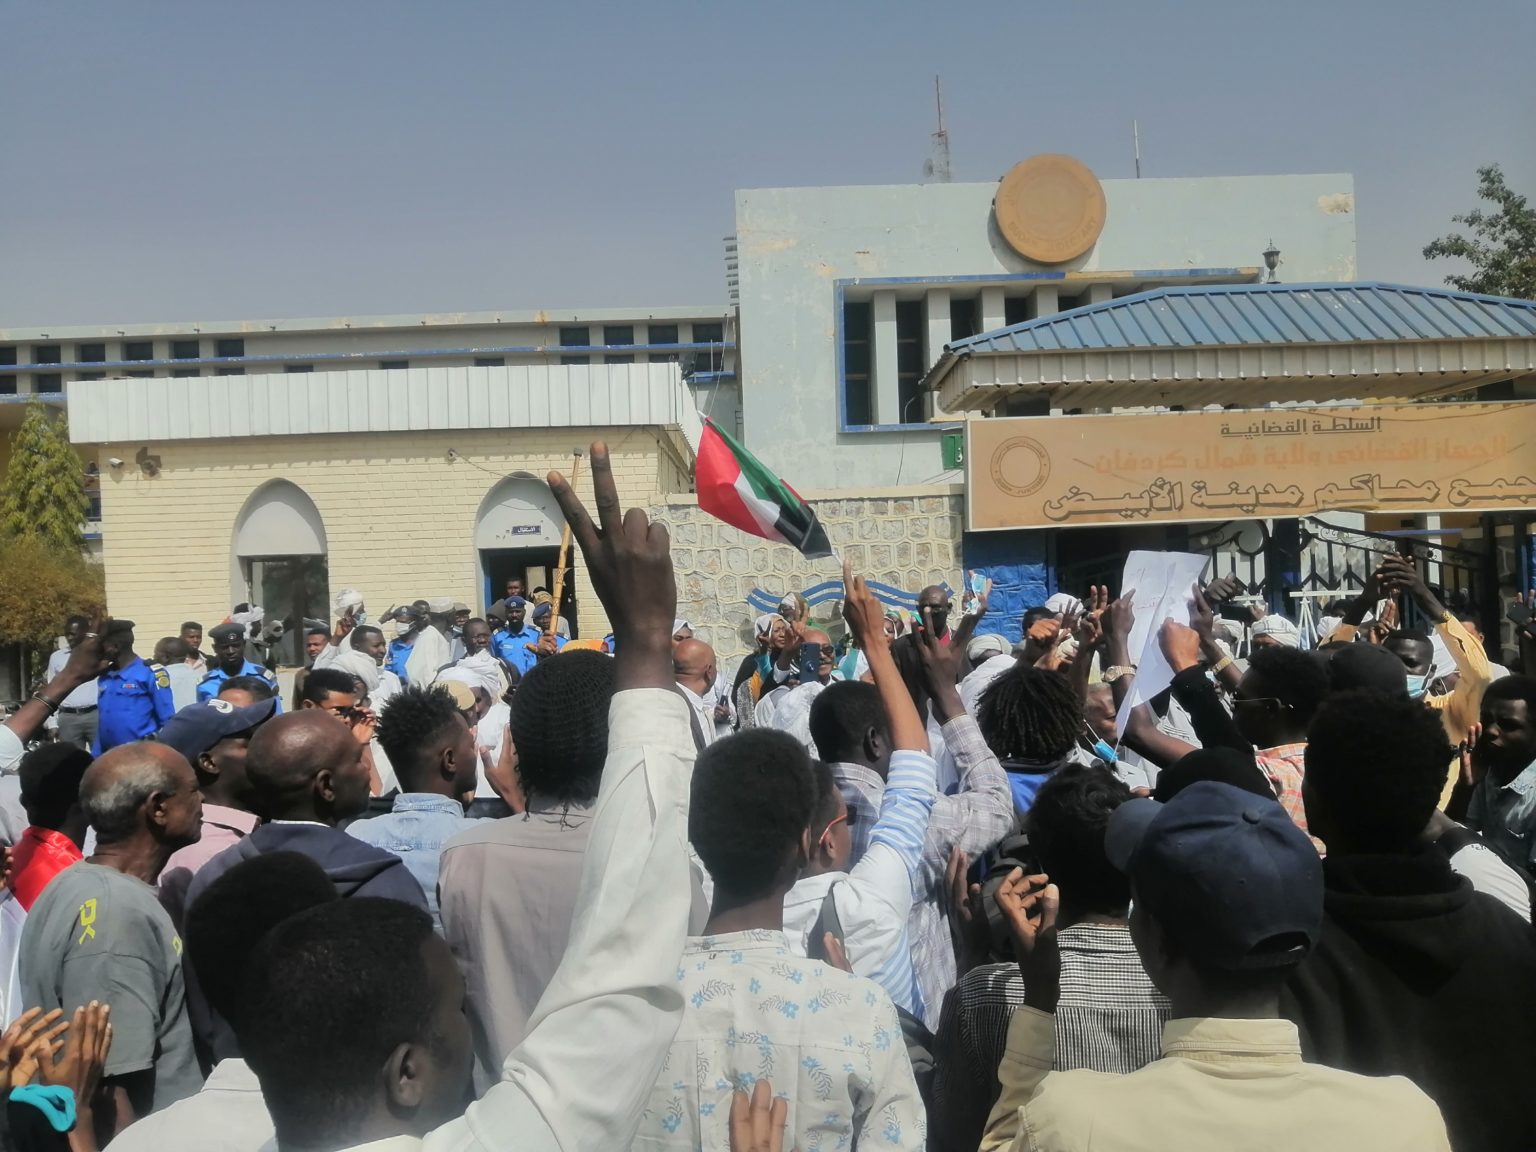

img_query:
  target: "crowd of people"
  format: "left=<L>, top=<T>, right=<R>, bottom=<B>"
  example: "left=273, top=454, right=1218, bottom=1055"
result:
left=0, top=442, right=1533, bottom=1151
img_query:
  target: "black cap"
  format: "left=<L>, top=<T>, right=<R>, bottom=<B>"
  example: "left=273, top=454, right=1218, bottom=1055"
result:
left=103, top=619, right=135, bottom=636
left=1106, top=780, right=1323, bottom=971
left=1318, top=642, right=1408, bottom=698
left=209, top=622, right=247, bottom=644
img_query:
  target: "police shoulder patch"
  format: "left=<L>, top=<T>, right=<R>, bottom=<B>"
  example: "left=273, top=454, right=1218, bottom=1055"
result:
left=260, top=667, right=278, bottom=682
left=148, top=662, right=171, bottom=689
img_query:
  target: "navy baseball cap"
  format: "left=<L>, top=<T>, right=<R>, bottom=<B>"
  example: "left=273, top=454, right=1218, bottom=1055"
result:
left=1106, top=780, right=1323, bottom=971
left=155, top=697, right=278, bottom=763
left=531, top=602, right=552, bottom=620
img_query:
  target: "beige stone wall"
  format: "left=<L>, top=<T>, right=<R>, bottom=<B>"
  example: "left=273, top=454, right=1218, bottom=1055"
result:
left=648, top=488, right=965, bottom=663
left=90, top=426, right=687, bottom=649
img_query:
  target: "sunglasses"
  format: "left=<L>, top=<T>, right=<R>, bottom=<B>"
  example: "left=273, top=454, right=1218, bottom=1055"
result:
left=817, top=808, right=859, bottom=842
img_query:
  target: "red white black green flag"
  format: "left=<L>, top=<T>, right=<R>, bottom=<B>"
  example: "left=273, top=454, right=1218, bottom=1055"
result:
left=695, top=418, right=834, bottom=559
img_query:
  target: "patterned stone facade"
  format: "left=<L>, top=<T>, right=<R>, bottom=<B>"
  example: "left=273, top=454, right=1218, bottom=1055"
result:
left=647, top=489, right=965, bottom=663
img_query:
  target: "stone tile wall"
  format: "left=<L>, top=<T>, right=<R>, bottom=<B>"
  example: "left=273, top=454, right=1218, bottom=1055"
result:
left=647, top=492, right=965, bottom=663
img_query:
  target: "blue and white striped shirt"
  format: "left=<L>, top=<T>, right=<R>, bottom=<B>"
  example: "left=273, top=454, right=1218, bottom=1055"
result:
left=784, top=749, right=937, bottom=1017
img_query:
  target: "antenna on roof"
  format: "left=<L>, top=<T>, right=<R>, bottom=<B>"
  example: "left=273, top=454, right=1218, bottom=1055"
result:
left=923, top=75, right=952, bottom=184
left=1133, top=119, right=1142, bottom=179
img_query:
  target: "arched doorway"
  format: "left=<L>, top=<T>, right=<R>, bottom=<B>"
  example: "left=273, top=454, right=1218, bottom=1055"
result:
left=475, top=475, right=578, bottom=635
left=232, top=480, right=329, bottom=666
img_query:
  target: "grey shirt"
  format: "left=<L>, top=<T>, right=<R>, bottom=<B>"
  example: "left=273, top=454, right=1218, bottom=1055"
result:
left=20, top=862, right=202, bottom=1112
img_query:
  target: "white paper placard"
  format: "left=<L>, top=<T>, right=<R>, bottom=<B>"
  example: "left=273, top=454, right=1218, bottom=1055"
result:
left=1113, top=550, right=1210, bottom=734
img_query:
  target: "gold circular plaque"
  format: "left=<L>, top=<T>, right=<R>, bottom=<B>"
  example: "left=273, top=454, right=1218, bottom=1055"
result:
left=989, top=436, right=1052, bottom=498
left=994, top=154, right=1107, bottom=264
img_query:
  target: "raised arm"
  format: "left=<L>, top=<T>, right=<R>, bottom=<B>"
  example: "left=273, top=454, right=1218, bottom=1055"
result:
left=1102, top=594, right=1196, bottom=768
left=446, top=444, right=694, bottom=1152
left=3, top=618, right=109, bottom=767
left=1160, top=620, right=1248, bottom=754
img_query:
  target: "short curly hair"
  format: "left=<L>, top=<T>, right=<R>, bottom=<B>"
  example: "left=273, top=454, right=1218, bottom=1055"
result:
left=376, top=685, right=464, bottom=791
left=1305, top=689, right=1451, bottom=851
left=1025, top=763, right=1133, bottom=917
left=690, top=729, right=815, bottom=901
left=511, top=651, right=615, bottom=805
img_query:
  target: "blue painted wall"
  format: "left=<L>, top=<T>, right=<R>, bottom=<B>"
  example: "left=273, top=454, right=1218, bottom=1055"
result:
left=960, top=529, right=1051, bottom=645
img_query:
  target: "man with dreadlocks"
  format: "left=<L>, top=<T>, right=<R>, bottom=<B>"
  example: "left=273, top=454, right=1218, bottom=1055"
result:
left=976, top=664, right=1084, bottom=820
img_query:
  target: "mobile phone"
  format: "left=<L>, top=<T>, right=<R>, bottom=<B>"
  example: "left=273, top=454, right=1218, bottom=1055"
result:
left=1509, top=603, right=1533, bottom=627
left=800, top=641, right=823, bottom=683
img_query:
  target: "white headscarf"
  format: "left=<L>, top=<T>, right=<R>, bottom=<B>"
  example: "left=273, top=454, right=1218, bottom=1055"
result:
left=333, top=648, right=380, bottom=693
left=1251, top=615, right=1301, bottom=649
left=447, top=650, right=503, bottom=698
left=1043, top=593, right=1083, bottom=617
left=426, top=596, right=455, bottom=616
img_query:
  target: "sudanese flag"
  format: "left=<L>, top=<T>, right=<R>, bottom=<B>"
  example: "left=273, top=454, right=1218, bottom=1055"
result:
left=695, top=418, right=834, bottom=559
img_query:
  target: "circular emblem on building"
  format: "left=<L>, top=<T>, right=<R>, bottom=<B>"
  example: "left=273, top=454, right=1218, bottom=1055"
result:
left=990, top=436, right=1052, bottom=498
left=994, top=154, right=1107, bottom=264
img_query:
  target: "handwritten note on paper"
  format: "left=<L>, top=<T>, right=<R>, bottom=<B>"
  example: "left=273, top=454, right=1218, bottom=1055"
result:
left=1113, top=550, right=1210, bottom=735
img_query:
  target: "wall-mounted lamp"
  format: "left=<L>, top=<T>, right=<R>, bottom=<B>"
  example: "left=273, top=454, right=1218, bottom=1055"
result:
left=1263, top=240, right=1282, bottom=284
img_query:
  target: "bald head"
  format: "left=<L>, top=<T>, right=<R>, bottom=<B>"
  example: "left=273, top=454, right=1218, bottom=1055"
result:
left=81, top=742, right=201, bottom=849
left=673, top=638, right=718, bottom=696
left=915, top=586, right=952, bottom=637
left=246, top=711, right=371, bottom=824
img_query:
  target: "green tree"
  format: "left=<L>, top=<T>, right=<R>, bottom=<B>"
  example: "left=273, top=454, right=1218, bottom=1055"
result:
left=1423, top=165, right=1536, bottom=300
left=0, top=400, right=90, bottom=553
left=0, top=536, right=104, bottom=673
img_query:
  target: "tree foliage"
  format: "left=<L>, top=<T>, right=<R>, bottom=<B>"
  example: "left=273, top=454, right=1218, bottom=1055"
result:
left=1423, top=165, right=1536, bottom=300
left=0, top=536, right=104, bottom=652
left=0, top=401, right=90, bottom=553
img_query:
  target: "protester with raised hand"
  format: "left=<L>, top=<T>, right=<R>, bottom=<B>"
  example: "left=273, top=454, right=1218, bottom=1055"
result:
left=2, top=620, right=109, bottom=777
left=231, top=441, right=699, bottom=1152
left=980, top=780, right=1451, bottom=1152
left=781, top=563, right=937, bottom=1015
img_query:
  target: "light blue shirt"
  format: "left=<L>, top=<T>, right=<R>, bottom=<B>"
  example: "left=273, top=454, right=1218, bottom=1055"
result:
left=346, top=794, right=485, bottom=931
left=1467, top=758, right=1536, bottom=871
left=496, top=624, right=562, bottom=676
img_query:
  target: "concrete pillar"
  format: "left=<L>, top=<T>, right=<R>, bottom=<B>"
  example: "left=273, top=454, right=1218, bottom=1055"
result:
left=1027, top=285, right=1060, bottom=320
left=926, top=289, right=952, bottom=419
left=981, top=286, right=1007, bottom=334
left=1086, top=283, right=1113, bottom=305
left=873, top=291, right=900, bottom=426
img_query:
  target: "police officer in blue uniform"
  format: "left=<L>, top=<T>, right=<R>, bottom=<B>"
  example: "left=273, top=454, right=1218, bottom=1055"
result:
left=492, top=597, right=545, bottom=676
left=94, top=620, right=176, bottom=754
left=197, top=621, right=281, bottom=703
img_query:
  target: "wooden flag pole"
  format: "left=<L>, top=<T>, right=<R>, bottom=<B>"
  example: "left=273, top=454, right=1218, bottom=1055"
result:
left=529, top=450, right=581, bottom=651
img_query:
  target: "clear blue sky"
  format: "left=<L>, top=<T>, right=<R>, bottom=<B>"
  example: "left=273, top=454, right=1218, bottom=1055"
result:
left=3, top=0, right=1532, bottom=326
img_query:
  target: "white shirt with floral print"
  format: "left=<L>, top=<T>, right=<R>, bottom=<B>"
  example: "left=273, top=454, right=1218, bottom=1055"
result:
left=632, top=929, right=926, bottom=1152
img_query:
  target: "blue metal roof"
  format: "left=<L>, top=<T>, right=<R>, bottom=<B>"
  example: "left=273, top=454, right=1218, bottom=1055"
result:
left=945, top=282, right=1536, bottom=355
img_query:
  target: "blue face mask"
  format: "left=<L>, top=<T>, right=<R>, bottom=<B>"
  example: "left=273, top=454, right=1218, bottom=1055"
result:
left=1405, top=673, right=1430, bottom=699
left=1091, top=738, right=1118, bottom=765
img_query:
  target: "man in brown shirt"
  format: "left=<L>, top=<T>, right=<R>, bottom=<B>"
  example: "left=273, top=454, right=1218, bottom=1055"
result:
left=438, top=649, right=616, bottom=1090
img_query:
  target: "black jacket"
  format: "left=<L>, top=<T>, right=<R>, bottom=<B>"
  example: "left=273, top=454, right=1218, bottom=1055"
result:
left=1282, top=848, right=1536, bottom=1152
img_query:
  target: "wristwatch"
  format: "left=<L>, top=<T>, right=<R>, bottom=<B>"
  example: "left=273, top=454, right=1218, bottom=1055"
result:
left=1102, top=665, right=1138, bottom=684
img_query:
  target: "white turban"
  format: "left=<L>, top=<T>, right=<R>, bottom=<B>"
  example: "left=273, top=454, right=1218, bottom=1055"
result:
left=444, top=651, right=502, bottom=698
left=1043, top=593, right=1083, bottom=617
left=333, top=648, right=380, bottom=693
left=966, top=633, right=1010, bottom=663
left=335, top=588, right=366, bottom=614
left=426, top=597, right=455, bottom=615
left=1251, top=615, right=1301, bottom=648
left=673, top=618, right=693, bottom=634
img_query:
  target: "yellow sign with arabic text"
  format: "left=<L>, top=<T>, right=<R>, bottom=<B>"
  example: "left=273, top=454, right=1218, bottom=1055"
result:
left=966, top=402, right=1536, bottom=531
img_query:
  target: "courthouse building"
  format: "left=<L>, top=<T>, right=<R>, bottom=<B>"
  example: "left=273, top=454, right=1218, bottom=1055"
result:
left=3, top=154, right=1534, bottom=675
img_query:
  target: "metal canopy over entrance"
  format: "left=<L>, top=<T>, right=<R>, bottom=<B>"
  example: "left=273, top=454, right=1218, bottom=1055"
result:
left=925, top=282, right=1536, bottom=412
